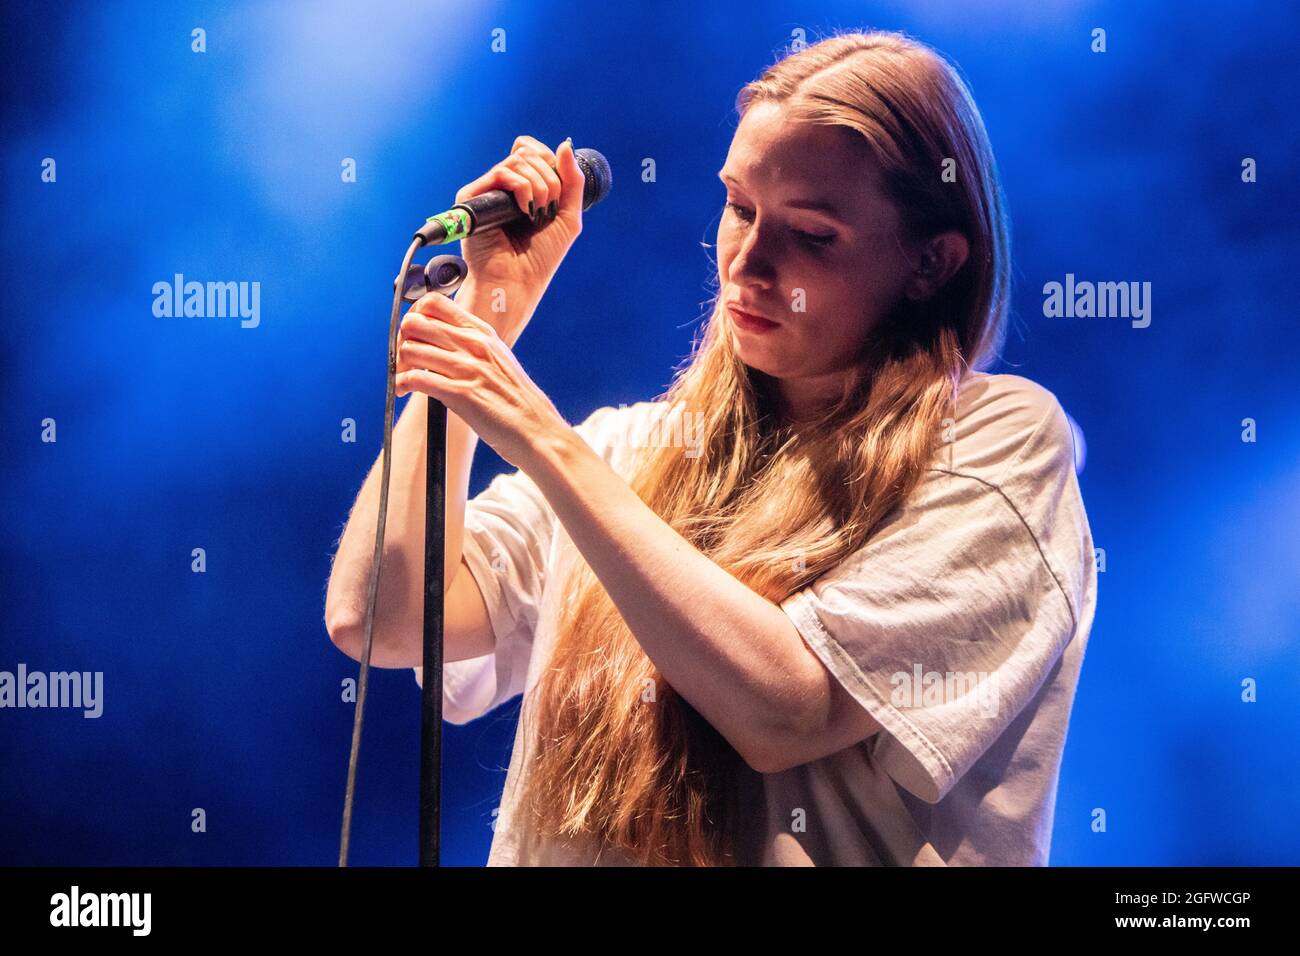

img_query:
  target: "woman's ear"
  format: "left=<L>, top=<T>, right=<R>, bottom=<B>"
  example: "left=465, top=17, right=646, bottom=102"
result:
left=904, top=230, right=970, bottom=301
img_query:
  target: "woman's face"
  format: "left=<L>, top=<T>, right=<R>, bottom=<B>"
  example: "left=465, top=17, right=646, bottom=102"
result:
left=716, top=101, right=914, bottom=416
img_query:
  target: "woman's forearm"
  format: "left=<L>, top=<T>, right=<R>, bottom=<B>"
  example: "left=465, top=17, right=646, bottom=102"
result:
left=325, top=388, right=482, bottom=665
left=523, top=426, right=821, bottom=773
left=324, top=278, right=542, bottom=666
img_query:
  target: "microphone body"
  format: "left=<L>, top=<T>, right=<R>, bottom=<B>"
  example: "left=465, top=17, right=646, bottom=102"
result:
left=415, top=146, right=612, bottom=245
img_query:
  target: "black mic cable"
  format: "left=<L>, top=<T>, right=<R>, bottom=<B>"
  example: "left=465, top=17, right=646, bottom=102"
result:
left=337, top=233, right=421, bottom=868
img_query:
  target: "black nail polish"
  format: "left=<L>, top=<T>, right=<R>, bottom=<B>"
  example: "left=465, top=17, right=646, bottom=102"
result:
left=533, top=208, right=544, bottom=226
left=527, top=199, right=535, bottom=217
left=547, top=200, right=557, bottom=217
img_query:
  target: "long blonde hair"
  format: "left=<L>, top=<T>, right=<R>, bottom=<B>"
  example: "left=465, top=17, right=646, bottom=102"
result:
left=516, top=29, right=1011, bottom=865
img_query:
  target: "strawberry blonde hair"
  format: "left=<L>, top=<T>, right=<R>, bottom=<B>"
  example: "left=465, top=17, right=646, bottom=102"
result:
left=515, top=28, right=1011, bottom=865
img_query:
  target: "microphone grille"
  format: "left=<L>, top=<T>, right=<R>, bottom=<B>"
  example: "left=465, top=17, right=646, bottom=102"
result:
left=574, top=148, right=613, bottom=211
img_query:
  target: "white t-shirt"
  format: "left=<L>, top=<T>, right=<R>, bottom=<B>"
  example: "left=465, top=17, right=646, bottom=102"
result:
left=415, top=370, right=1097, bottom=866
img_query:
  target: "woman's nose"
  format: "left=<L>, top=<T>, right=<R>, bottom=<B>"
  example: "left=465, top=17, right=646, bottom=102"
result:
left=729, top=223, right=777, bottom=288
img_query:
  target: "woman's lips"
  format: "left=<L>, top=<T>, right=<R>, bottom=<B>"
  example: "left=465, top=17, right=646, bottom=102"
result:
left=728, top=306, right=779, bottom=333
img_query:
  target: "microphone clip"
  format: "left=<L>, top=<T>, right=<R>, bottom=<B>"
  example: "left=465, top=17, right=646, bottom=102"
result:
left=398, top=254, right=468, bottom=303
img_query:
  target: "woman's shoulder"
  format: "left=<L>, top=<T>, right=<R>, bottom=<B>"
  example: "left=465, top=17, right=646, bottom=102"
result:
left=944, top=371, right=1081, bottom=485
left=572, top=380, right=1083, bottom=488
left=955, top=370, right=1069, bottom=429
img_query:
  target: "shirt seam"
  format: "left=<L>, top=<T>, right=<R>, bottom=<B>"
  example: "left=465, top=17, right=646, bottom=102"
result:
left=924, top=468, right=1079, bottom=634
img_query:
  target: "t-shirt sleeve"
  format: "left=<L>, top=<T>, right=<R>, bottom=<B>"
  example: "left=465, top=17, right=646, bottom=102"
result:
left=414, top=403, right=629, bottom=725
left=778, top=396, right=1092, bottom=803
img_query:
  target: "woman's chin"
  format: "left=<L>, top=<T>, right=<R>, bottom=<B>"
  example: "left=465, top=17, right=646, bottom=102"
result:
left=735, top=346, right=784, bottom=378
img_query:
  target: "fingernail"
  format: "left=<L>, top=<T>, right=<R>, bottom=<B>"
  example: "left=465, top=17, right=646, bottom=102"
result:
left=534, top=208, right=544, bottom=226
left=527, top=199, right=534, bottom=216
left=547, top=200, right=557, bottom=217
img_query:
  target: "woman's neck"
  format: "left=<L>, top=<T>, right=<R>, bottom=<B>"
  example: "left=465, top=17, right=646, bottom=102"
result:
left=774, top=367, right=862, bottom=426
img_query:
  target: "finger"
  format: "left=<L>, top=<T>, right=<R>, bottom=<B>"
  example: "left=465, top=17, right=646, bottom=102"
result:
left=502, top=153, right=551, bottom=218
left=402, top=307, right=495, bottom=357
left=453, top=167, right=503, bottom=206
left=411, top=292, right=504, bottom=342
left=411, top=289, right=480, bottom=325
left=397, top=333, right=482, bottom=386
left=454, top=165, right=534, bottom=215
left=511, top=135, right=558, bottom=169
left=555, top=137, right=585, bottom=220
left=402, top=310, right=474, bottom=349
left=508, top=151, right=561, bottom=215
left=400, top=312, right=494, bottom=362
left=397, top=316, right=458, bottom=350
left=396, top=368, right=465, bottom=402
left=397, top=337, right=471, bottom=377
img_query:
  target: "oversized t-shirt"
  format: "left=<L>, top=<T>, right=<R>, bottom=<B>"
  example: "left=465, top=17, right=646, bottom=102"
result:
left=414, top=370, right=1097, bottom=866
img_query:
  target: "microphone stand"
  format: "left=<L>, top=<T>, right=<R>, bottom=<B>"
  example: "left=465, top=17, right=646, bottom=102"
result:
left=419, top=395, right=447, bottom=866
left=415, top=252, right=471, bottom=867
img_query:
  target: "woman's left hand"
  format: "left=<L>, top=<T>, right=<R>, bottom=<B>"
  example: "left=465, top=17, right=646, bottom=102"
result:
left=395, top=290, right=570, bottom=470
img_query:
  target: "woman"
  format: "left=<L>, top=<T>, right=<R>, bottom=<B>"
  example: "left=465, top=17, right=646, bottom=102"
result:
left=325, top=29, right=1097, bottom=866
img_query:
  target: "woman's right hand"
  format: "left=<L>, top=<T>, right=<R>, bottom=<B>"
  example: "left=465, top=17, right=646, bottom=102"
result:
left=452, top=135, right=587, bottom=340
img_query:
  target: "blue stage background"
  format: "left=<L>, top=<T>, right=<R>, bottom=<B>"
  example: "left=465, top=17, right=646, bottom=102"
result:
left=2, top=0, right=1297, bottom=865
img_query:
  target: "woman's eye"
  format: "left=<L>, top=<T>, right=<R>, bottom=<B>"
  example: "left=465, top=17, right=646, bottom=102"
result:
left=796, top=230, right=836, bottom=249
left=725, top=200, right=754, bottom=221
left=725, top=201, right=835, bottom=250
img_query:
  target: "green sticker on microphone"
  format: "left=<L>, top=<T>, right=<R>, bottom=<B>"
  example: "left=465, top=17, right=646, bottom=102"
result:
left=424, top=208, right=471, bottom=244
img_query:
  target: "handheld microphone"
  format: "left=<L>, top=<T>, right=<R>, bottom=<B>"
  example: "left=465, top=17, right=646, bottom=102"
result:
left=414, top=146, right=612, bottom=245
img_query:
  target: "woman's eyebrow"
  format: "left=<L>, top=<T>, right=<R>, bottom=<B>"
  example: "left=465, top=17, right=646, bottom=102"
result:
left=718, top=169, right=848, bottom=222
